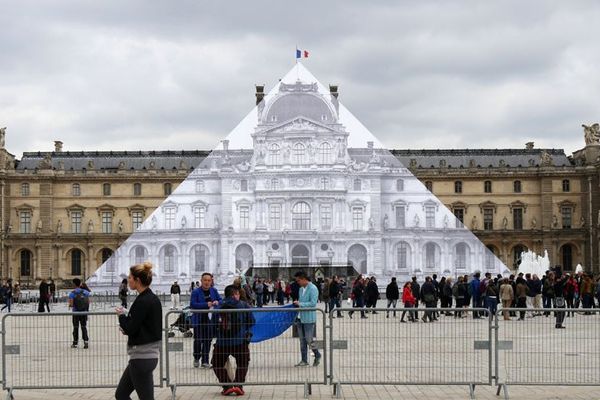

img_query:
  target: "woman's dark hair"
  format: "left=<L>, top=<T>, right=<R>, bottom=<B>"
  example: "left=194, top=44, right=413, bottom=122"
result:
left=224, top=285, right=240, bottom=298
left=130, top=262, right=153, bottom=286
left=121, top=278, right=127, bottom=284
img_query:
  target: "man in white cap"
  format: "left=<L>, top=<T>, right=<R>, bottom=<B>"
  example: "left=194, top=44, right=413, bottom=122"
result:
left=170, top=280, right=181, bottom=309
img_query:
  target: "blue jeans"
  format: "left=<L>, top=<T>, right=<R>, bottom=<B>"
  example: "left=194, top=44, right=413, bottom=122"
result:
left=487, top=297, right=498, bottom=318
left=329, top=297, right=342, bottom=316
left=298, top=322, right=320, bottom=363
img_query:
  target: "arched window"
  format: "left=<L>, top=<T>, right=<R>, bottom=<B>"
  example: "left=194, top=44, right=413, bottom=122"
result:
left=71, top=249, right=82, bottom=275
left=72, top=183, right=81, bottom=196
left=396, top=179, right=404, bottom=191
left=161, top=245, right=177, bottom=273
left=485, top=245, right=497, bottom=270
left=425, top=243, right=436, bottom=269
left=20, top=249, right=33, bottom=276
left=292, top=143, right=306, bottom=164
left=191, top=244, right=209, bottom=273
left=132, top=246, right=148, bottom=265
left=268, top=143, right=281, bottom=166
left=101, top=248, right=114, bottom=271
left=164, top=183, right=172, bottom=195
left=317, top=142, right=332, bottom=164
left=292, top=202, right=311, bottom=230
left=513, top=180, right=522, bottom=193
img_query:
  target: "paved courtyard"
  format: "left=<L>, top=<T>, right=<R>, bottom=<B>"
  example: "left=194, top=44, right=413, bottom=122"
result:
left=1, top=301, right=599, bottom=399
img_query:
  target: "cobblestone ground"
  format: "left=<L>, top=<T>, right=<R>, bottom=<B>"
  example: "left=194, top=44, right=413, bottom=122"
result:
left=1, top=301, right=599, bottom=399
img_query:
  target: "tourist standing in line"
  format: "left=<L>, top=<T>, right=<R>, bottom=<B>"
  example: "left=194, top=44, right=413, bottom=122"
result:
left=68, top=278, right=91, bottom=349
left=366, top=276, right=380, bottom=314
left=115, top=262, right=162, bottom=400
left=400, top=281, right=416, bottom=323
left=349, top=276, right=367, bottom=319
left=118, top=278, right=128, bottom=308
left=564, top=274, right=578, bottom=317
left=328, top=276, right=343, bottom=318
left=170, top=280, right=181, bottom=310
left=441, top=277, right=453, bottom=315
left=500, top=279, right=514, bottom=320
left=515, top=277, right=528, bottom=320
left=38, top=278, right=51, bottom=312
left=411, top=276, right=420, bottom=320
left=190, top=272, right=221, bottom=368
left=293, top=271, right=322, bottom=367
left=553, top=271, right=567, bottom=329
left=254, top=279, right=264, bottom=307
left=421, top=276, right=437, bottom=322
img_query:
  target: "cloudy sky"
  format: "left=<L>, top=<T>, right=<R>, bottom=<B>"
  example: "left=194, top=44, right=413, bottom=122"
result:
left=1, top=1, right=599, bottom=158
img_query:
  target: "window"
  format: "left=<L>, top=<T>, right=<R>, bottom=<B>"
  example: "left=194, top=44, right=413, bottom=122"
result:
left=102, top=248, right=114, bottom=272
left=455, top=243, right=467, bottom=269
left=562, top=179, right=570, bottom=192
left=240, top=179, right=248, bottom=192
left=196, top=180, right=205, bottom=193
left=453, top=208, right=464, bottom=228
left=561, top=244, right=573, bottom=270
left=103, top=183, right=111, bottom=196
left=513, top=180, right=522, bottom=193
left=239, top=206, right=250, bottom=230
left=164, top=208, right=176, bottom=229
left=133, top=246, right=148, bottom=264
left=132, top=211, right=143, bottom=231
left=483, top=208, right=494, bottom=230
left=194, top=206, right=206, bottom=228
left=20, top=249, right=32, bottom=276
left=352, top=207, right=364, bottom=230
left=20, top=210, right=31, bottom=233
left=269, top=204, right=281, bottom=230
left=396, top=179, right=404, bottom=191
left=395, top=205, right=405, bottom=228
left=425, top=243, right=436, bottom=269
left=71, top=249, right=82, bottom=275
left=192, top=245, right=208, bottom=273
left=397, top=242, right=408, bottom=269
left=101, top=211, right=112, bottom=233
left=268, top=144, right=281, bottom=166
left=162, top=245, right=176, bottom=273
left=425, top=205, right=435, bottom=228
left=353, top=179, right=361, bottom=191
left=271, top=178, right=280, bottom=190
left=164, top=183, right=172, bottom=195
left=21, top=183, right=30, bottom=196
left=513, top=208, right=523, bottom=230
left=292, top=202, right=311, bottom=230
left=484, top=180, right=492, bottom=193
left=292, top=143, right=306, bottom=164
left=72, top=183, right=81, bottom=196
left=561, top=207, right=572, bottom=229
left=320, top=204, right=332, bottom=230
left=133, top=183, right=142, bottom=196
left=485, top=246, right=496, bottom=270
left=320, top=177, right=329, bottom=190
left=425, top=181, right=433, bottom=191
left=317, top=142, right=332, bottom=164
left=454, top=181, right=462, bottom=193
left=71, top=211, right=82, bottom=233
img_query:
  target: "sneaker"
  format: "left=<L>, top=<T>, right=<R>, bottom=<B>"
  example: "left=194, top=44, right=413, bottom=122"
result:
left=83, top=342, right=89, bottom=349
left=71, top=343, right=77, bottom=348
left=294, top=361, right=309, bottom=367
left=193, top=360, right=200, bottom=368
left=313, top=356, right=321, bottom=367
left=222, top=387, right=236, bottom=396
left=201, top=363, right=212, bottom=369
left=232, top=386, right=244, bottom=396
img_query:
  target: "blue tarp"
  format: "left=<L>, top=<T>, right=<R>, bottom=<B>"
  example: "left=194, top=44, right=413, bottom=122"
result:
left=250, top=304, right=297, bottom=343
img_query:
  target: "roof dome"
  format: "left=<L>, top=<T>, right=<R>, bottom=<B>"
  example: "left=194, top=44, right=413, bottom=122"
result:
left=263, top=81, right=336, bottom=124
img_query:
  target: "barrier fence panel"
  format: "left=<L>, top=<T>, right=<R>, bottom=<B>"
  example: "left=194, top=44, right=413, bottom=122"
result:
left=329, top=307, right=492, bottom=399
left=1, top=312, right=162, bottom=397
left=164, top=308, right=327, bottom=398
left=494, top=307, right=600, bottom=400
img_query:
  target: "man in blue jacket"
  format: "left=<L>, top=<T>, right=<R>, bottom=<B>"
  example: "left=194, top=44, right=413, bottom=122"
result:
left=212, top=285, right=255, bottom=396
left=293, top=271, right=322, bottom=367
left=190, top=272, right=222, bottom=368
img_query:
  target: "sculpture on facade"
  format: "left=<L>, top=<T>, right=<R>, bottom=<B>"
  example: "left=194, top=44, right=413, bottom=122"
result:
left=118, top=219, right=124, bottom=233
left=382, top=214, right=389, bottom=230
left=583, top=123, right=600, bottom=145
left=214, top=215, right=221, bottom=230
left=368, top=216, right=375, bottom=231
left=471, top=215, right=478, bottom=230
left=414, top=214, right=420, bottom=227
left=0, top=127, right=5, bottom=148
left=531, top=217, right=537, bottom=229
left=151, top=215, right=158, bottom=230
left=443, top=214, right=449, bottom=228
left=39, top=154, right=53, bottom=169
left=87, top=220, right=94, bottom=233
left=56, top=219, right=63, bottom=234
left=502, top=216, right=508, bottom=230
left=540, top=150, right=553, bottom=166
left=580, top=216, right=586, bottom=228
left=181, top=216, right=187, bottom=229
left=36, top=219, right=43, bottom=233
left=552, top=215, right=559, bottom=229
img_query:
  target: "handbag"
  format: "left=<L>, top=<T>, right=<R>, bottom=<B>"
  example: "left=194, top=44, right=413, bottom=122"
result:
left=424, top=293, right=435, bottom=304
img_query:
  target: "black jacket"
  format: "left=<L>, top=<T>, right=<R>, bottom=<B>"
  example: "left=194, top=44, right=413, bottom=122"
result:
left=366, top=280, right=380, bottom=301
left=385, top=282, right=400, bottom=300
left=411, top=281, right=421, bottom=300
left=118, top=288, right=162, bottom=346
left=328, top=281, right=341, bottom=298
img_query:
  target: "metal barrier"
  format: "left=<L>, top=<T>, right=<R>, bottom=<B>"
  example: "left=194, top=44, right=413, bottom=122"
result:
left=329, top=307, right=493, bottom=399
left=494, top=307, right=600, bottom=399
left=0, top=312, right=163, bottom=398
left=164, top=308, right=327, bottom=398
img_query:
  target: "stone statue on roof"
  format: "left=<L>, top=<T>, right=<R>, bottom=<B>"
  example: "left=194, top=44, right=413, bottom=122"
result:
left=0, top=127, right=6, bottom=148
left=540, top=150, right=553, bottom=166
left=583, top=123, right=600, bottom=145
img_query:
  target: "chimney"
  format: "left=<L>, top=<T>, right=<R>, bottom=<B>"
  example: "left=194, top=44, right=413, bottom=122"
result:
left=525, top=141, right=534, bottom=150
left=256, top=85, right=265, bottom=120
left=222, top=140, right=229, bottom=152
left=54, top=141, right=63, bottom=152
left=367, top=141, right=374, bottom=149
left=329, top=84, right=339, bottom=115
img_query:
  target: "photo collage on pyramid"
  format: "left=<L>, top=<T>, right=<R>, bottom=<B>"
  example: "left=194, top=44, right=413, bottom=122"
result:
left=89, top=63, right=507, bottom=291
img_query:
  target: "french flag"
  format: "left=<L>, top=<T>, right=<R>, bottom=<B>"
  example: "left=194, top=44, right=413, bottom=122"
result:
left=296, top=48, right=309, bottom=59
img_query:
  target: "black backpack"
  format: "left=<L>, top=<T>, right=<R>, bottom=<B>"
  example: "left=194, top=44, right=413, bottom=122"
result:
left=73, top=290, right=89, bottom=311
left=219, top=303, right=242, bottom=338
